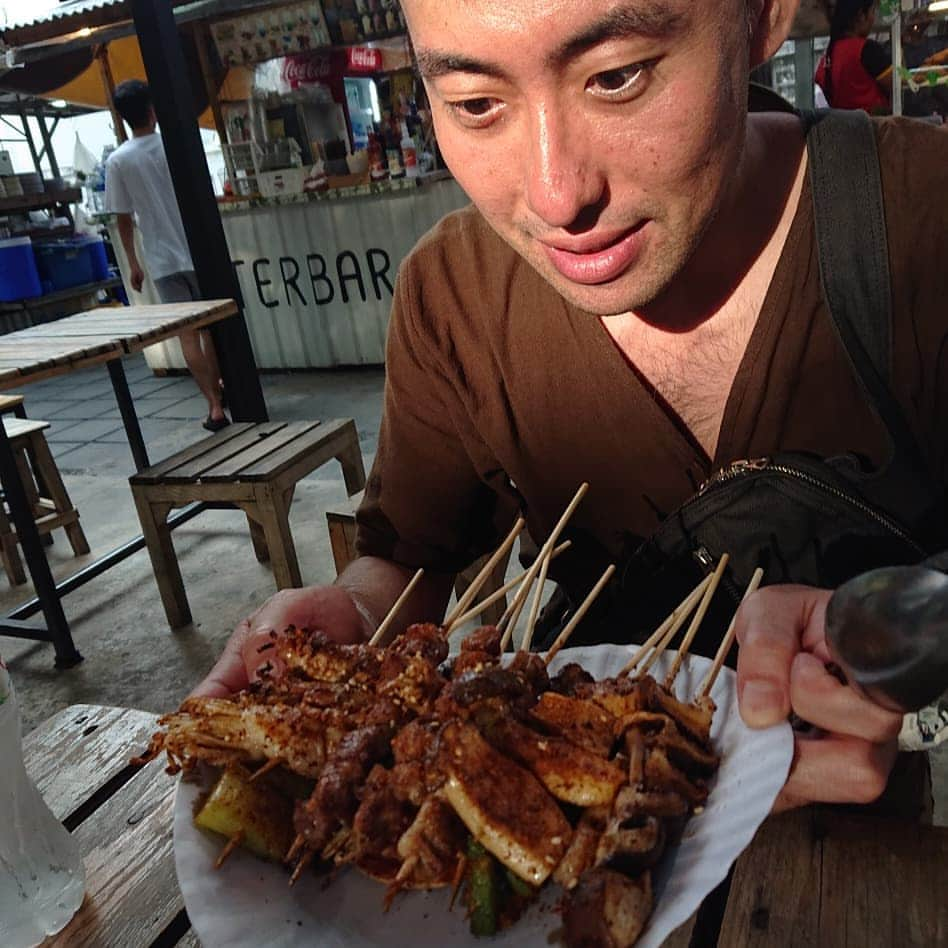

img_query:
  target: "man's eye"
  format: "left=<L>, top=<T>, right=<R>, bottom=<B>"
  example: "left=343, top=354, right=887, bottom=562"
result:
left=586, top=64, right=651, bottom=101
left=445, top=97, right=504, bottom=128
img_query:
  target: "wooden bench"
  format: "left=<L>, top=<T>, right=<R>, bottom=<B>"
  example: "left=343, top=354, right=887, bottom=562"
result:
left=130, top=419, right=365, bottom=629
left=0, top=417, right=89, bottom=585
left=326, top=490, right=511, bottom=626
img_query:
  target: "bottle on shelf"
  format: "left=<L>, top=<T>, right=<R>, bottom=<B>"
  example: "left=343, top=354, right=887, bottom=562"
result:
left=383, top=116, right=404, bottom=179
left=367, top=130, right=389, bottom=182
left=0, top=659, right=86, bottom=948
left=400, top=121, right=419, bottom=178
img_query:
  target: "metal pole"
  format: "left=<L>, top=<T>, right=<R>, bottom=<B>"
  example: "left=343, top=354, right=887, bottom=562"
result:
left=18, top=111, right=43, bottom=177
left=107, top=359, right=150, bottom=470
left=0, top=422, right=81, bottom=666
left=892, top=13, right=903, bottom=117
left=129, top=0, right=268, bottom=424
left=9, top=502, right=210, bottom=621
left=794, top=39, right=816, bottom=111
left=34, top=110, right=61, bottom=178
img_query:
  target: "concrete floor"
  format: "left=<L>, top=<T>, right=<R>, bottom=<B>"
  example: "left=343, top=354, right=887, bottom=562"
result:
left=2, top=355, right=386, bottom=732
left=2, top=354, right=945, bottom=823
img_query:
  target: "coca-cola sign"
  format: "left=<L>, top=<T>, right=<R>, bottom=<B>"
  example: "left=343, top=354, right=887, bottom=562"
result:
left=347, top=47, right=382, bottom=74
left=282, top=53, right=333, bottom=88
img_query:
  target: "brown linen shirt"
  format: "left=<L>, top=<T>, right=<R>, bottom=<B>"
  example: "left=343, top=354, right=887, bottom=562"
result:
left=356, top=117, right=948, bottom=597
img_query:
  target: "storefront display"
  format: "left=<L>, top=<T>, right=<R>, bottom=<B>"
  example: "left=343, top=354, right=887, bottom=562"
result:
left=211, top=1, right=331, bottom=67
left=100, top=0, right=464, bottom=369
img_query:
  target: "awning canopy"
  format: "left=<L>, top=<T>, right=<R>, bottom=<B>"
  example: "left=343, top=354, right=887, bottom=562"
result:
left=0, top=33, right=215, bottom=129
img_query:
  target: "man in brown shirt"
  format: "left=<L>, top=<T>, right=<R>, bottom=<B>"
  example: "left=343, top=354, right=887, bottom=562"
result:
left=197, top=1, right=947, bottom=811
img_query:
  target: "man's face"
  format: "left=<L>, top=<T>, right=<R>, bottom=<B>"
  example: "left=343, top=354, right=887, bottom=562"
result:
left=403, top=0, right=754, bottom=316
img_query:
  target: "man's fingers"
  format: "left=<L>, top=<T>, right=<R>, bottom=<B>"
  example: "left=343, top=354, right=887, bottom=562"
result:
left=735, top=586, right=829, bottom=727
left=789, top=652, right=902, bottom=743
left=773, top=732, right=898, bottom=811
left=189, top=620, right=274, bottom=698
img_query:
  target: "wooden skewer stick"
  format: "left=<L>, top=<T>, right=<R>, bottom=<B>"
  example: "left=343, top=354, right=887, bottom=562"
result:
left=443, top=517, right=526, bottom=630
left=499, top=539, right=568, bottom=651
left=449, top=853, right=468, bottom=911
left=284, top=833, right=306, bottom=865
left=395, top=854, right=419, bottom=884
left=619, top=574, right=713, bottom=677
left=520, top=545, right=554, bottom=653
left=698, top=567, right=765, bottom=699
left=496, top=482, right=590, bottom=648
left=450, top=541, right=572, bottom=630
left=248, top=756, right=284, bottom=782
left=369, top=567, right=425, bottom=647
left=322, top=827, right=352, bottom=861
left=289, top=850, right=315, bottom=885
left=544, top=563, right=616, bottom=666
left=636, top=574, right=718, bottom=680
left=499, top=575, right=535, bottom=652
left=664, top=554, right=730, bottom=688
left=214, top=831, right=244, bottom=870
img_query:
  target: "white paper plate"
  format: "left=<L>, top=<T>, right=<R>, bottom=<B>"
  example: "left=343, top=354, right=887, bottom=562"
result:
left=174, top=645, right=793, bottom=947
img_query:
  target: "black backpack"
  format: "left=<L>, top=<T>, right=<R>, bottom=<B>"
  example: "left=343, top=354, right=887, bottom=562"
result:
left=553, top=110, right=947, bottom=659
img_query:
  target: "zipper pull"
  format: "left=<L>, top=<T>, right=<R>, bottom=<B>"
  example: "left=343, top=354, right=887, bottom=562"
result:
left=698, top=457, right=771, bottom=495
left=693, top=546, right=714, bottom=572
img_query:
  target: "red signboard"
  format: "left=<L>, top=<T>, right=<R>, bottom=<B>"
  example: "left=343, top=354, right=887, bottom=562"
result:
left=346, top=46, right=382, bottom=74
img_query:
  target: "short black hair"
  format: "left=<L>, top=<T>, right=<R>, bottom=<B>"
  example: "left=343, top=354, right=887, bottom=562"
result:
left=113, top=79, right=152, bottom=130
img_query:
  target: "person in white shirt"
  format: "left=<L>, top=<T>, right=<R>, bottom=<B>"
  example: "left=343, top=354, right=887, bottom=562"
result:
left=105, top=80, right=229, bottom=432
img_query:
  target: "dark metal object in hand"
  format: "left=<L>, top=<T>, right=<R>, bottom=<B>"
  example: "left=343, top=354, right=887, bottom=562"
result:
left=825, top=566, right=948, bottom=714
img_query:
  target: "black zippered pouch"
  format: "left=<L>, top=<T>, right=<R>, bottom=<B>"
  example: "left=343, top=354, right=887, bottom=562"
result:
left=577, top=451, right=932, bottom=660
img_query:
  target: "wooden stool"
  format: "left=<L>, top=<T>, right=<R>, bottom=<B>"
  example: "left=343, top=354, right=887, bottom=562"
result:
left=130, top=419, right=366, bottom=629
left=0, top=394, right=26, bottom=419
left=0, top=418, right=90, bottom=585
left=326, top=490, right=511, bottom=626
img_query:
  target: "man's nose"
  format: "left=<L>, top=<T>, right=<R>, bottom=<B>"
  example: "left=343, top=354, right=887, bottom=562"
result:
left=523, top=106, right=605, bottom=229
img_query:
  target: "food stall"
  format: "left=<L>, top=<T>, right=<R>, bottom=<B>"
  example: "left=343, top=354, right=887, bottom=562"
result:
left=106, top=4, right=469, bottom=368
left=0, top=0, right=470, bottom=367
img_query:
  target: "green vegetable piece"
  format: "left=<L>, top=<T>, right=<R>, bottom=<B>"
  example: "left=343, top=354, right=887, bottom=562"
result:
left=195, top=768, right=293, bottom=862
left=505, top=867, right=535, bottom=900
left=466, top=839, right=498, bottom=937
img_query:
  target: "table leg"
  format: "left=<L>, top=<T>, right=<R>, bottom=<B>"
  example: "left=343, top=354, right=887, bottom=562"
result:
left=108, top=359, right=150, bottom=471
left=0, top=419, right=81, bottom=667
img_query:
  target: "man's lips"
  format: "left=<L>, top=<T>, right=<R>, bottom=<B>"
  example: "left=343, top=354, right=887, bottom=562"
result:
left=540, top=224, right=649, bottom=285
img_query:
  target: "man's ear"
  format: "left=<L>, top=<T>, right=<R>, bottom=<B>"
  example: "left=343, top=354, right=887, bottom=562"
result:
left=747, top=0, right=802, bottom=68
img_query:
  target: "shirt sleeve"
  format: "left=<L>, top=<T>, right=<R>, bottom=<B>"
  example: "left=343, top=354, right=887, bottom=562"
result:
left=355, top=261, right=509, bottom=574
left=104, top=156, right=133, bottom=215
left=861, top=39, right=891, bottom=80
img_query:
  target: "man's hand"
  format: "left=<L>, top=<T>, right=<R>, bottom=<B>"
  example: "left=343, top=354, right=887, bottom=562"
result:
left=190, top=585, right=371, bottom=698
left=735, top=585, right=903, bottom=811
left=129, top=260, right=145, bottom=293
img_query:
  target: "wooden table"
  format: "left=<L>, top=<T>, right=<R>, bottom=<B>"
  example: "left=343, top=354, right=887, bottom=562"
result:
left=23, top=703, right=948, bottom=948
left=0, top=301, right=239, bottom=668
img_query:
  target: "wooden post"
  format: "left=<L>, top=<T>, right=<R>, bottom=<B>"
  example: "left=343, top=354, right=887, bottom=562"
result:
left=96, top=44, right=128, bottom=144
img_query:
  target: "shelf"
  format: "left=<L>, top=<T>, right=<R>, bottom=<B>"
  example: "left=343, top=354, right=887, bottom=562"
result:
left=13, top=226, right=74, bottom=241
left=0, top=188, right=82, bottom=214
left=0, top=276, right=121, bottom=312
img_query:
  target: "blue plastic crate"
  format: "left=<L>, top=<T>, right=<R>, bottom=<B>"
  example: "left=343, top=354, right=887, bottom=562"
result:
left=34, top=237, right=100, bottom=292
left=0, top=237, right=42, bottom=301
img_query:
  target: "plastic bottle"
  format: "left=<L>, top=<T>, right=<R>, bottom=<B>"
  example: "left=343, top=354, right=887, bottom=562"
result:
left=0, top=659, right=85, bottom=947
left=384, top=123, right=404, bottom=179
left=400, top=121, right=419, bottom=178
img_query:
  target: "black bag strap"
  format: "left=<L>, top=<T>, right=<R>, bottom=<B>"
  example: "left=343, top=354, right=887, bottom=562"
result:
left=801, top=109, right=935, bottom=503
